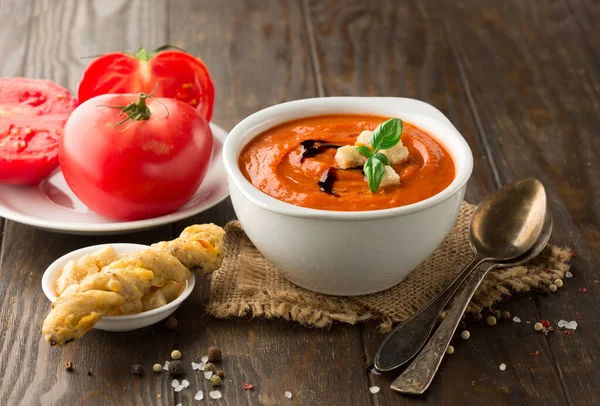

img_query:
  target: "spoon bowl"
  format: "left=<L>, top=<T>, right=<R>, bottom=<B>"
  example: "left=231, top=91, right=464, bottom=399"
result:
left=471, top=178, right=546, bottom=260
left=375, top=178, right=547, bottom=372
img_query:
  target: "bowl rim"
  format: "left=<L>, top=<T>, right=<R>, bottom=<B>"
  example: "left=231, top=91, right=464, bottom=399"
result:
left=223, top=96, right=473, bottom=220
left=41, top=243, right=196, bottom=321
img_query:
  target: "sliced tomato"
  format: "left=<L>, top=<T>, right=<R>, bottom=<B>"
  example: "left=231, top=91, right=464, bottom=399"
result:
left=0, top=78, right=77, bottom=185
left=77, top=47, right=215, bottom=121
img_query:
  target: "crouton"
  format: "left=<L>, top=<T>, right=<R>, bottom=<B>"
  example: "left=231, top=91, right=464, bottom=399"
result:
left=334, top=145, right=366, bottom=169
left=354, top=129, right=409, bottom=164
left=379, top=166, right=401, bottom=189
left=356, top=130, right=373, bottom=146
left=381, top=143, right=409, bottom=164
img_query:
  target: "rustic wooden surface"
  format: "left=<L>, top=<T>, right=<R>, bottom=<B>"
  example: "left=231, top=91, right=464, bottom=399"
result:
left=1, top=0, right=599, bottom=404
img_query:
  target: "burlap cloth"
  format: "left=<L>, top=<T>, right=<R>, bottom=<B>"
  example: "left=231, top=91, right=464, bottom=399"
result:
left=207, top=202, right=571, bottom=332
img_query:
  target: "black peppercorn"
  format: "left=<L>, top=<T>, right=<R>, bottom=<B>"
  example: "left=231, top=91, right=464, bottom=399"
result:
left=207, top=346, right=222, bottom=362
left=169, top=360, right=184, bottom=375
left=131, top=364, right=144, bottom=376
left=166, top=316, right=178, bottom=330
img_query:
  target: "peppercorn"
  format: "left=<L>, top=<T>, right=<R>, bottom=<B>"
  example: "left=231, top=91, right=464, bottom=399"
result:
left=207, top=346, right=222, bottom=362
left=131, top=364, right=144, bottom=376
left=534, top=322, right=543, bottom=331
left=64, top=361, right=73, bottom=371
left=493, top=310, right=502, bottom=320
left=166, top=316, right=178, bottom=330
left=554, top=279, right=563, bottom=288
left=549, top=284, right=558, bottom=292
left=152, top=363, right=162, bottom=373
left=210, top=375, right=221, bottom=387
left=502, top=311, right=511, bottom=320
left=460, top=330, right=470, bottom=340
left=487, top=316, right=497, bottom=326
left=446, top=345, right=455, bottom=355
left=439, top=311, right=447, bottom=320
left=473, top=312, right=483, bottom=322
left=169, top=360, right=184, bottom=376
left=216, top=370, right=225, bottom=378
left=204, top=362, right=216, bottom=372
left=459, top=320, right=467, bottom=329
left=171, top=350, right=182, bottom=360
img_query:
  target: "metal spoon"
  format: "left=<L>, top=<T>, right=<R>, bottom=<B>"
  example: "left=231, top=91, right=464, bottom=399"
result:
left=375, top=178, right=547, bottom=372
left=390, top=179, right=549, bottom=394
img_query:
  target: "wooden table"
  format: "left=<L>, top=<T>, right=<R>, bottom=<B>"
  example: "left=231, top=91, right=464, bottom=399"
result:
left=1, top=1, right=599, bottom=404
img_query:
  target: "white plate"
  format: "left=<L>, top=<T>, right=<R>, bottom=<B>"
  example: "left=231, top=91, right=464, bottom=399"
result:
left=0, top=123, right=229, bottom=235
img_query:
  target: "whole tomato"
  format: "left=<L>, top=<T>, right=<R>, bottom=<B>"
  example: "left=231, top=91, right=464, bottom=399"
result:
left=77, top=47, right=215, bottom=122
left=60, top=92, right=213, bottom=221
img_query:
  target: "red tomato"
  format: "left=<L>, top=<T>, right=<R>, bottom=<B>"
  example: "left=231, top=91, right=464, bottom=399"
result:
left=60, top=92, right=213, bottom=221
left=0, top=78, right=77, bottom=185
left=77, top=47, right=215, bottom=122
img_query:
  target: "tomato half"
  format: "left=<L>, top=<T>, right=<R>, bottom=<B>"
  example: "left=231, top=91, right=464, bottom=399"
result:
left=59, top=93, right=213, bottom=221
left=77, top=47, right=215, bottom=122
left=0, top=78, right=77, bottom=185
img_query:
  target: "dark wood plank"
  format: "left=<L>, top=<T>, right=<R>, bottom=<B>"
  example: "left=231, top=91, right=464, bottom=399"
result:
left=0, top=1, right=175, bottom=405
left=440, top=0, right=600, bottom=403
left=305, top=0, right=573, bottom=404
left=167, top=1, right=374, bottom=404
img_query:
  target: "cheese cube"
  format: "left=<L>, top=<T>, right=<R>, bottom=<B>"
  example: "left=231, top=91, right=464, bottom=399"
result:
left=379, top=166, right=401, bottom=188
left=334, top=145, right=366, bottom=169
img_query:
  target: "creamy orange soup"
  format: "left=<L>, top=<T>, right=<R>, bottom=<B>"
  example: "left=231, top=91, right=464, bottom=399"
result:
left=239, top=114, right=455, bottom=211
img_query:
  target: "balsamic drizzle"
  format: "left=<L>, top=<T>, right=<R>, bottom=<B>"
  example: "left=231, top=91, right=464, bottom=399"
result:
left=299, top=140, right=341, bottom=162
left=318, top=167, right=339, bottom=196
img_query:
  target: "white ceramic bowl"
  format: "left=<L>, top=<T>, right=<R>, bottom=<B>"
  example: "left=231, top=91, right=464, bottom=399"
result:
left=42, top=243, right=195, bottom=332
left=223, top=97, right=473, bottom=296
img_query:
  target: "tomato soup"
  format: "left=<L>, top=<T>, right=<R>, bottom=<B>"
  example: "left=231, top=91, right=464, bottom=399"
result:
left=238, top=115, right=455, bottom=211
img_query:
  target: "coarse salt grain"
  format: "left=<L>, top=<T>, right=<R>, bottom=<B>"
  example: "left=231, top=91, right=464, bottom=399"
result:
left=163, top=361, right=170, bottom=371
left=176, top=403, right=182, bottom=406
left=201, top=355, right=209, bottom=363
left=204, top=371, right=213, bottom=379
left=209, top=390, right=222, bottom=399
left=558, top=320, right=578, bottom=330
left=370, top=368, right=381, bottom=376
left=171, top=379, right=179, bottom=388
left=174, top=385, right=184, bottom=392
left=369, top=386, right=380, bottom=394
left=513, top=316, right=521, bottom=323
left=194, top=390, right=204, bottom=400
left=499, top=363, right=506, bottom=371
left=565, top=271, right=573, bottom=278
left=191, top=362, right=200, bottom=370
left=182, top=379, right=190, bottom=388
left=284, top=391, right=293, bottom=399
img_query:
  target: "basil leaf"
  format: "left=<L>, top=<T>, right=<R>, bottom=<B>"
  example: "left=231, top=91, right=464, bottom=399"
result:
left=364, top=156, right=386, bottom=193
left=370, top=118, right=403, bottom=151
left=356, top=145, right=373, bottom=158
left=372, top=152, right=391, bottom=166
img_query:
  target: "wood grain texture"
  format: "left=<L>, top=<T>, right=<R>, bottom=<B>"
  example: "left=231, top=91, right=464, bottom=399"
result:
left=1, top=0, right=600, bottom=405
left=0, top=0, right=174, bottom=405
left=440, top=1, right=600, bottom=404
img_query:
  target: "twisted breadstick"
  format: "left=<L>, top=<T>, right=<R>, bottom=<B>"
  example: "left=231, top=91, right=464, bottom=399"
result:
left=43, top=224, right=225, bottom=346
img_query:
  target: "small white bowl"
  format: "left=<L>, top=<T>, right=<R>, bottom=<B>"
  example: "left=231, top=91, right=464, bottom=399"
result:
left=223, top=97, right=473, bottom=296
left=42, top=243, right=195, bottom=332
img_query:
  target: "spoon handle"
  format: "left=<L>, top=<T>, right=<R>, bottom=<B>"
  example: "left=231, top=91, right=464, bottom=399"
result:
left=374, top=255, right=486, bottom=371
left=391, top=259, right=495, bottom=394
